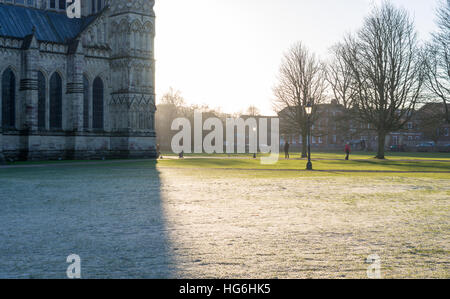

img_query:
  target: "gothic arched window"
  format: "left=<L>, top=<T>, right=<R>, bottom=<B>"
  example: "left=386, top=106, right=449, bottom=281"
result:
left=38, top=71, right=46, bottom=130
left=83, top=76, right=89, bottom=129
left=97, top=0, right=102, bottom=11
left=93, top=77, right=104, bottom=130
left=50, top=72, right=63, bottom=130
left=59, top=0, right=66, bottom=10
left=1, top=68, right=16, bottom=129
left=91, top=0, right=95, bottom=13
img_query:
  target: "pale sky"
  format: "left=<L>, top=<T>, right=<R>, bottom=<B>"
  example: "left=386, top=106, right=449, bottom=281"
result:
left=154, top=0, right=440, bottom=116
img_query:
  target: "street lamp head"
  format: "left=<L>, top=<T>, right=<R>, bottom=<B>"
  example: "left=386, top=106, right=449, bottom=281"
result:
left=305, top=104, right=312, bottom=115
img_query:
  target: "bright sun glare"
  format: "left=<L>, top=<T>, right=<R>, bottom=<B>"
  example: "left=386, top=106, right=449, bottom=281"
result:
left=155, top=0, right=438, bottom=116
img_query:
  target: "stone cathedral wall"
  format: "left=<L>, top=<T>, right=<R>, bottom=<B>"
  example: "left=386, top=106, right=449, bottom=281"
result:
left=0, top=0, right=157, bottom=162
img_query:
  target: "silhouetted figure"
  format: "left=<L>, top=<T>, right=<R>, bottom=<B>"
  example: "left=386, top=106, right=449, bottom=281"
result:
left=345, top=143, right=351, bottom=160
left=284, top=142, right=290, bottom=159
left=360, top=140, right=366, bottom=151
left=156, top=144, right=161, bottom=159
left=179, top=151, right=184, bottom=159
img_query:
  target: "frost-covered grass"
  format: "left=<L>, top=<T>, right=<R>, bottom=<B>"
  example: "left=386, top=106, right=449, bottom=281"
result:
left=0, top=160, right=448, bottom=278
left=158, top=168, right=450, bottom=279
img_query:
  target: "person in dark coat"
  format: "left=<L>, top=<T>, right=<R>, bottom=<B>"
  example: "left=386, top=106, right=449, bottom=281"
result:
left=284, top=142, right=290, bottom=159
left=156, top=144, right=161, bottom=159
left=360, top=139, right=366, bottom=151
left=345, top=143, right=351, bottom=160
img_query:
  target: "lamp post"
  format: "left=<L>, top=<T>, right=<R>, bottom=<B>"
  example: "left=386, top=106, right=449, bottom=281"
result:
left=305, top=104, right=313, bottom=170
left=253, top=127, right=257, bottom=159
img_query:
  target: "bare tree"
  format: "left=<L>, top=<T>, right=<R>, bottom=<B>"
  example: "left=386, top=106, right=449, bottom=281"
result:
left=246, top=105, right=260, bottom=116
left=327, top=44, right=357, bottom=110
left=425, top=0, right=450, bottom=123
left=156, top=88, right=187, bottom=149
left=156, top=90, right=233, bottom=151
left=326, top=43, right=359, bottom=142
left=159, top=87, right=186, bottom=112
left=273, top=42, right=327, bottom=157
left=341, top=3, right=425, bottom=159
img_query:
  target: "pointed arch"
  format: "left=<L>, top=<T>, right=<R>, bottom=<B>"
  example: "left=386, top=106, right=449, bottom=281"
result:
left=37, top=71, right=46, bottom=130
left=93, top=76, right=104, bottom=130
left=83, top=75, right=90, bottom=129
left=59, top=0, right=66, bottom=10
left=2, top=68, right=16, bottom=129
left=49, top=72, right=63, bottom=129
left=143, top=21, right=154, bottom=51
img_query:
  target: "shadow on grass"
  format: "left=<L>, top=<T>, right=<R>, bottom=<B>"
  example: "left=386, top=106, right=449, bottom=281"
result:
left=158, top=157, right=450, bottom=172
left=0, top=161, right=176, bottom=278
left=349, top=159, right=450, bottom=171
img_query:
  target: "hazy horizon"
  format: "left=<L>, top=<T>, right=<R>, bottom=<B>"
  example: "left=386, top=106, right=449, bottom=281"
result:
left=155, top=0, right=440, bottom=116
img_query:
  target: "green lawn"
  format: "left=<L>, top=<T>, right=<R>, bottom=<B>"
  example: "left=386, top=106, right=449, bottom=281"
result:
left=161, top=150, right=450, bottom=160
left=288, top=151, right=450, bottom=160
left=155, top=150, right=450, bottom=178
left=1, top=155, right=448, bottom=278
left=157, top=156, right=450, bottom=173
left=4, top=151, right=450, bottom=177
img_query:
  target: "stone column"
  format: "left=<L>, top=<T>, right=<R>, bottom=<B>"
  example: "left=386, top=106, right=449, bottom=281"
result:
left=0, top=76, right=3, bottom=164
left=107, top=1, right=157, bottom=158
left=66, top=40, right=85, bottom=159
left=20, top=32, right=39, bottom=160
left=67, top=39, right=85, bottom=132
left=0, top=129, right=5, bottom=164
left=21, top=33, right=39, bottom=131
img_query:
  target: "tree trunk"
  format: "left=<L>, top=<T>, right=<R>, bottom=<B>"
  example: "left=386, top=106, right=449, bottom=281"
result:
left=301, top=132, right=308, bottom=158
left=376, top=131, right=386, bottom=159
left=445, top=101, right=449, bottom=124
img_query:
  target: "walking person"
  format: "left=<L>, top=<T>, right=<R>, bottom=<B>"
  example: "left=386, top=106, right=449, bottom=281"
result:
left=156, top=144, right=161, bottom=159
left=284, top=141, right=290, bottom=159
left=345, top=143, right=351, bottom=160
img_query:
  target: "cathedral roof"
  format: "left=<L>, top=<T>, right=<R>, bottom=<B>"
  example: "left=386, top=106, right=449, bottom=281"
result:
left=0, top=4, right=96, bottom=44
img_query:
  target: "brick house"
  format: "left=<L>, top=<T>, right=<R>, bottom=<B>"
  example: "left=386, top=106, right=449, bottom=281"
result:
left=278, top=101, right=449, bottom=151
